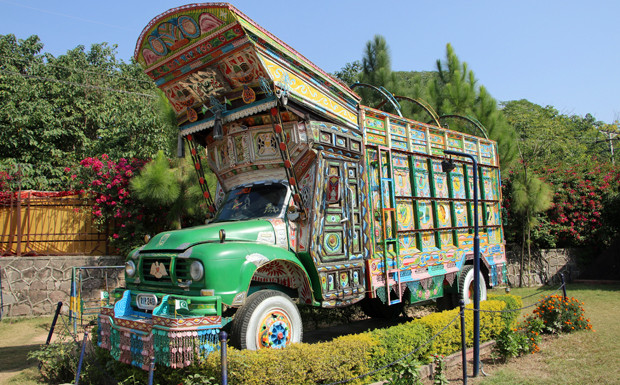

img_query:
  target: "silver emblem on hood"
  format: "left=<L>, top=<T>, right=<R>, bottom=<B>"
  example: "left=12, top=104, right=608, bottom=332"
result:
left=150, top=261, right=168, bottom=278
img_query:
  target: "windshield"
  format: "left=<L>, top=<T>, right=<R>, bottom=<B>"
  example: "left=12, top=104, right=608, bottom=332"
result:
left=214, top=183, right=288, bottom=222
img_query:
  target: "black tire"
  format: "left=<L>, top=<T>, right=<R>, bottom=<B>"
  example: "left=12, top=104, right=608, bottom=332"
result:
left=360, top=297, right=404, bottom=319
left=230, top=290, right=302, bottom=350
left=458, top=265, right=487, bottom=305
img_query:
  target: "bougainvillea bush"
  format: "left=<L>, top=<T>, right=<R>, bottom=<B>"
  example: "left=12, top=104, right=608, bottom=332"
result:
left=67, top=154, right=157, bottom=254
left=67, top=153, right=213, bottom=255
left=541, top=162, right=620, bottom=248
left=503, top=161, right=620, bottom=249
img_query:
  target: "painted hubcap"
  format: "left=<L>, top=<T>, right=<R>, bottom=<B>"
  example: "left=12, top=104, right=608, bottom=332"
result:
left=258, top=310, right=291, bottom=349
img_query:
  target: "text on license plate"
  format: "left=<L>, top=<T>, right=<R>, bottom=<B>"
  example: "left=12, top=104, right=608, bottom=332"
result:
left=136, top=293, right=158, bottom=310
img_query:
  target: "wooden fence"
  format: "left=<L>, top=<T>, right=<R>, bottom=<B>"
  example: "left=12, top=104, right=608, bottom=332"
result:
left=0, top=191, right=108, bottom=256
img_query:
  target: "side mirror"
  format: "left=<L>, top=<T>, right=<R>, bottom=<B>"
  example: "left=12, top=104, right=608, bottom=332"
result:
left=287, top=205, right=300, bottom=222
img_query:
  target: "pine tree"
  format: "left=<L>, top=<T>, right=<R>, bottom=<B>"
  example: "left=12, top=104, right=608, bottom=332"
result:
left=425, top=43, right=517, bottom=168
left=130, top=150, right=211, bottom=230
left=511, top=166, right=553, bottom=286
left=358, top=35, right=399, bottom=109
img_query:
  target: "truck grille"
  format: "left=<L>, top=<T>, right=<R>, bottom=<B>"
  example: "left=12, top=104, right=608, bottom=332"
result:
left=141, top=256, right=192, bottom=283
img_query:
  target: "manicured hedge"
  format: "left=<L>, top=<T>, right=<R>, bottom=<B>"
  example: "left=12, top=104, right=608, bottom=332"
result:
left=175, top=295, right=522, bottom=385
left=488, top=293, right=523, bottom=329
left=411, top=300, right=507, bottom=355
left=194, top=334, right=377, bottom=385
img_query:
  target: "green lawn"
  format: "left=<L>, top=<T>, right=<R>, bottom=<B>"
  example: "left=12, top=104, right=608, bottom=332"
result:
left=0, top=316, right=53, bottom=385
left=472, top=283, right=620, bottom=384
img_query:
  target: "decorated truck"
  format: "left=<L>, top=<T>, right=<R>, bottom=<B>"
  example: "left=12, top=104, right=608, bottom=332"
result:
left=97, top=3, right=507, bottom=369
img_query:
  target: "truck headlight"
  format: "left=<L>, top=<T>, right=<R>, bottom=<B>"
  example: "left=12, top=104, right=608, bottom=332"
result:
left=190, top=260, right=204, bottom=281
left=125, top=260, right=136, bottom=277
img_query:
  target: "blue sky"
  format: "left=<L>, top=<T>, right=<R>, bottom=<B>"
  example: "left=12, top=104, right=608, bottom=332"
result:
left=2, top=0, right=619, bottom=123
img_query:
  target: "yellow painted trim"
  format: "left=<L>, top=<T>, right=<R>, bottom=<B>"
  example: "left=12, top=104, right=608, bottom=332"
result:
left=259, top=55, right=358, bottom=126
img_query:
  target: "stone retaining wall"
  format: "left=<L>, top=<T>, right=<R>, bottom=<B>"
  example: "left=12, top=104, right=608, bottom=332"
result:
left=504, top=246, right=583, bottom=287
left=0, top=256, right=124, bottom=318
left=0, top=248, right=584, bottom=318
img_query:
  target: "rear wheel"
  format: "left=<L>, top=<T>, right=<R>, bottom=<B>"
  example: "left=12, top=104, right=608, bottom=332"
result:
left=231, top=290, right=302, bottom=350
left=458, top=265, right=487, bottom=305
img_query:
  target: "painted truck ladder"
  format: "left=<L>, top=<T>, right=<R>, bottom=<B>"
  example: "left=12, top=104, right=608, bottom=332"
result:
left=374, top=145, right=402, bottom=305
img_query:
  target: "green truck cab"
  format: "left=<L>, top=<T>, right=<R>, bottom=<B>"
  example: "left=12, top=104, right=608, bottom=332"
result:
left=98, top=3, right=507, bottom=369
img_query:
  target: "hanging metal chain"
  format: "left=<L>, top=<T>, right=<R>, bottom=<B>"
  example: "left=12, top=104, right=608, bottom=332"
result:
left=269, top=104, right=307, bottom=220
left=185, top=135, right=216, bottom=215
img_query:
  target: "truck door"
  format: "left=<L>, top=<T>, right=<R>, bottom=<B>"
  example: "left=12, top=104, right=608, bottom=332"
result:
left=314, top=156, right=366, bottom=307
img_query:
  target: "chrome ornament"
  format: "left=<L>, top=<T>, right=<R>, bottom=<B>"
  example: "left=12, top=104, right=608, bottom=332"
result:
left=150, top=261, right=169, bottom=278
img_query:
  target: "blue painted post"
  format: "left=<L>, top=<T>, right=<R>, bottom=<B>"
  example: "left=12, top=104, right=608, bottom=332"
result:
left=472, top=155, right=481, bottom=377
left=39, top=301, right=63, bottom=369
left=148, top=356, right=155, bottom=385
left=459, top=299, right=468, bottom=385
left=70, top=267, right=77, bottom=334
left=75, top=331, right=89, bottom=385
left=444, top=150, right=481, bottom=377
left=220, top=330, right=228, bottom=385
left=46, top=302, right=63, bottom=345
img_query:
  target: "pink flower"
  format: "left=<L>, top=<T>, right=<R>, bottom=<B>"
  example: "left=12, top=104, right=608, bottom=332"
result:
left=112, top=233, right=119, bottom=239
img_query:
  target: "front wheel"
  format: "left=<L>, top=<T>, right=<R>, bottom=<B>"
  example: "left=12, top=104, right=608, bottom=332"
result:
left=459, top=265, right=487, bottom=305
left=231, top=290, right=302, bottom=350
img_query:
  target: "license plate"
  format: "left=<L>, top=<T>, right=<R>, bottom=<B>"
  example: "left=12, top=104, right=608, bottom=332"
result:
left=136, top=293, right=158, bottom=310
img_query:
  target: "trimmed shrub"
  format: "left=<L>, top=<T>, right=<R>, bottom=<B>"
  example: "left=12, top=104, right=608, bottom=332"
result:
left=194, top=333, right=378, bottom=385
left=90, top=295, right=521, bottom=385
left=367, top=322, right=430, bottom=380
left=412, top=299, right=507, bottom=356
left=488, top=293, right=523, bottom=329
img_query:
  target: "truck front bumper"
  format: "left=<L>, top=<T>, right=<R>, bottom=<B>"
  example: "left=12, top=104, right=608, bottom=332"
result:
left=97, top=290, right=222, bottom=369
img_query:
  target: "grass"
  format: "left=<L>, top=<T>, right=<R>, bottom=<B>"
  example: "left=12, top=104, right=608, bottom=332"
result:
left=467, top=283, right=620, bottom=384
left=0, top=316, right=54, bottom=385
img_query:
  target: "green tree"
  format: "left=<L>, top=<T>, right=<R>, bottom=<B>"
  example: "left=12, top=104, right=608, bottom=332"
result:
left=501, top=100, right=620, bottom=252
left=511, top=168, right=553, bottom=286
left=425, top=43, right=517, bottom=168
left=501, top=100, right=593, bottom=169
left=426, top=43, right=477, bottom=117
left=130, top=151, right=208, bottom=230
left=0, top=34, right=177, bottom=190
left=332, top=60, right=361, bottom=86
left=357, top=35, right=399, bottom=109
